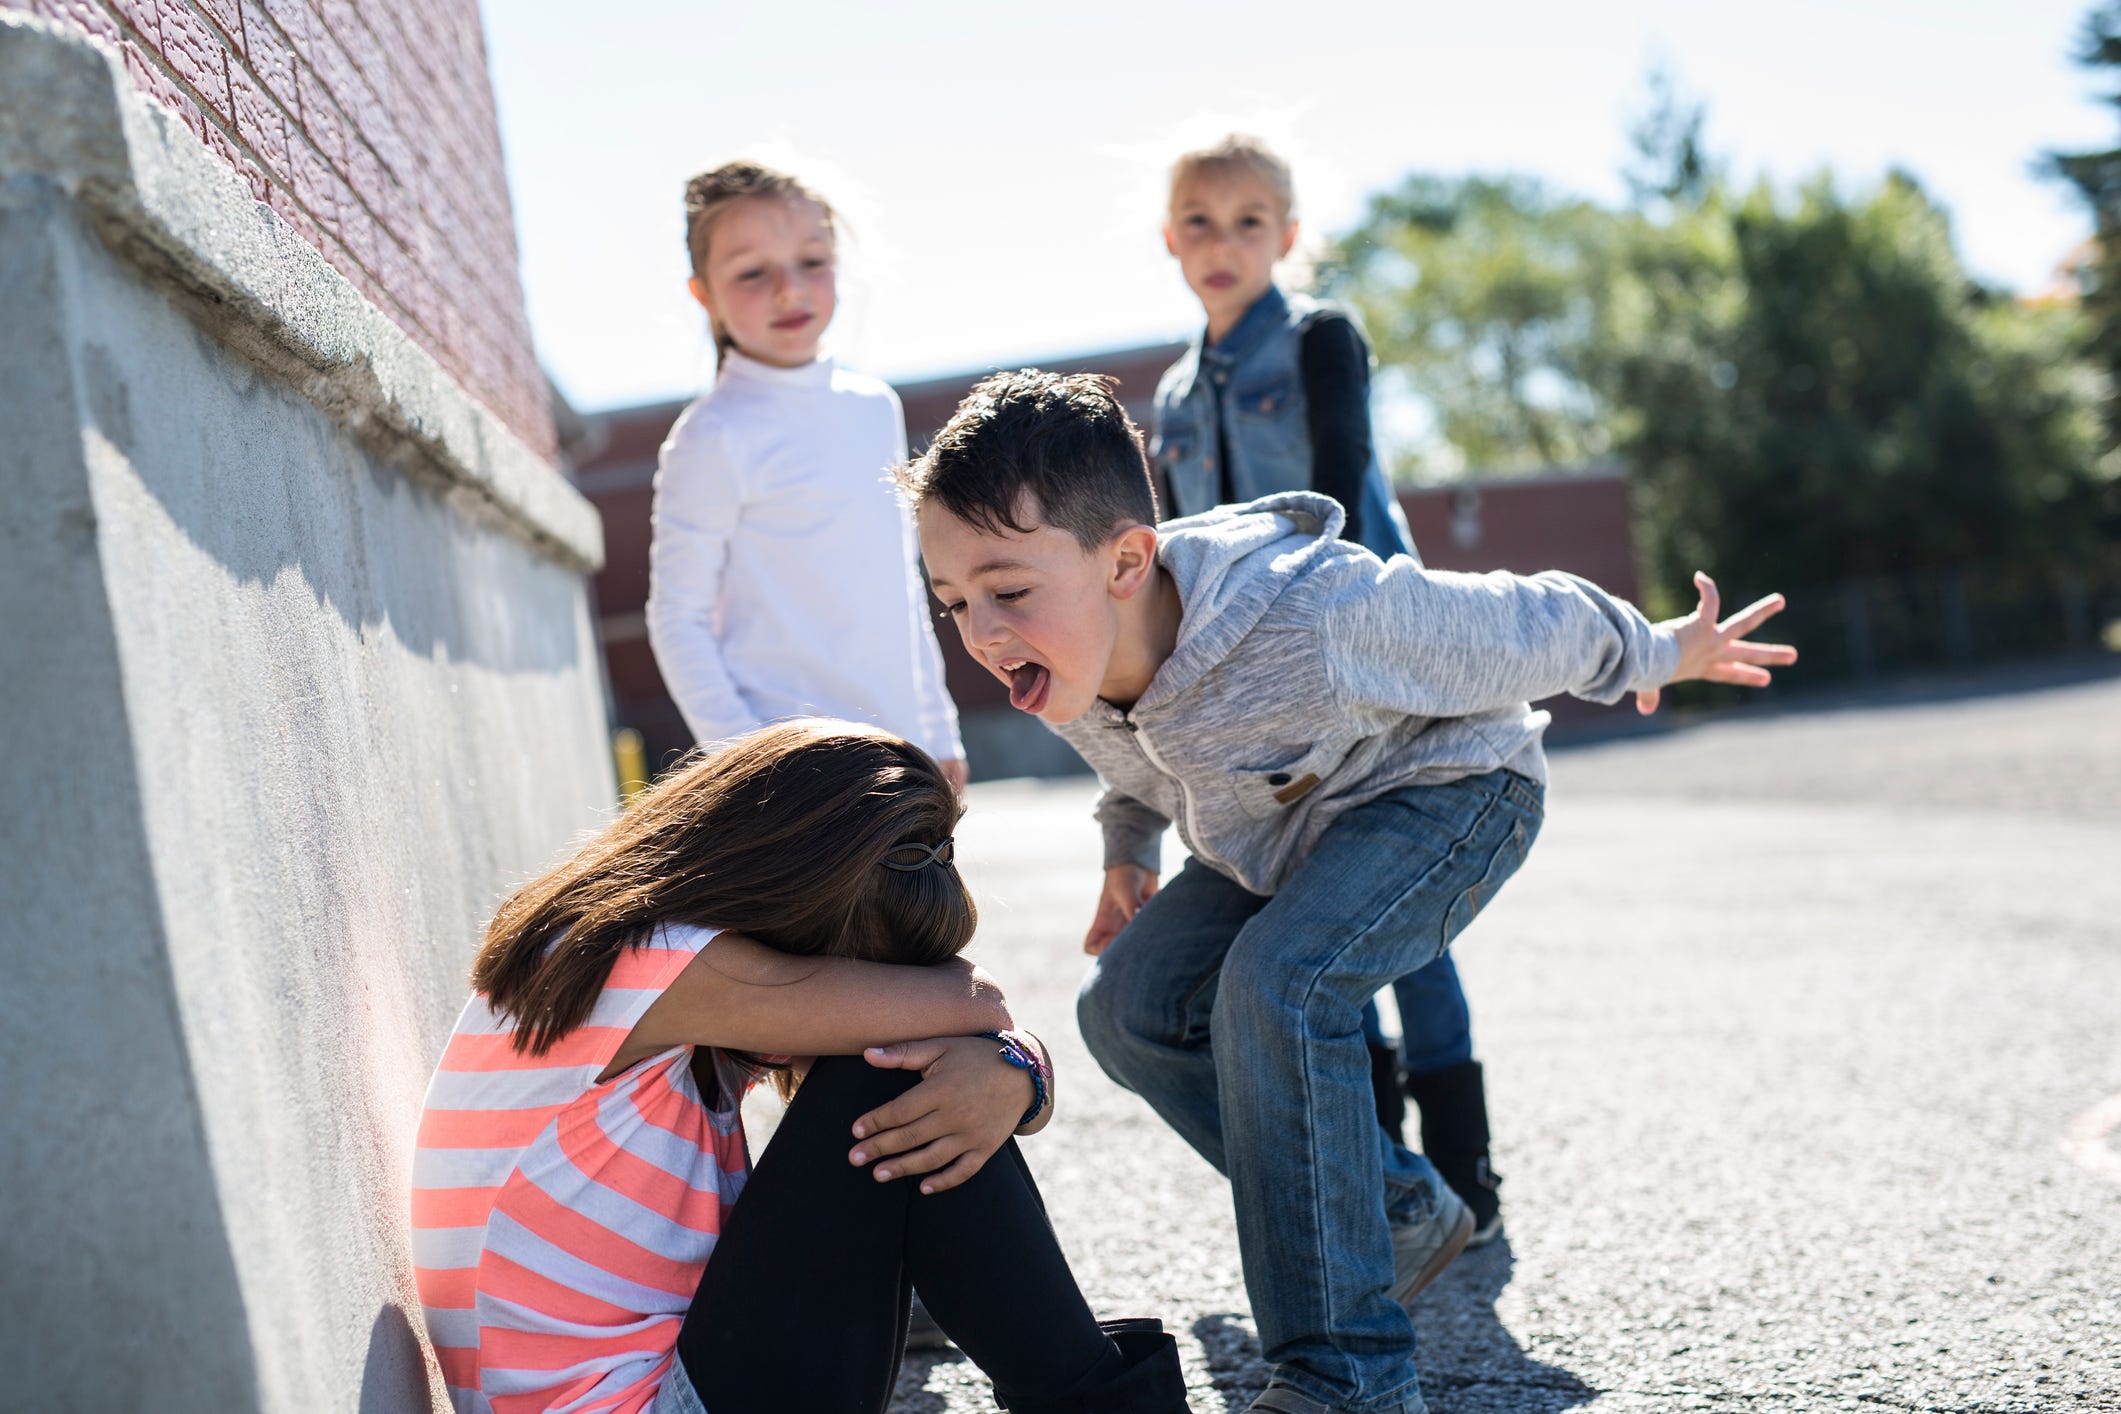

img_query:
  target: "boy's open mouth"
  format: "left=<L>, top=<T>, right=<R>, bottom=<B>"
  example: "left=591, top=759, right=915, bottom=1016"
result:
left=998, top=658, right=1051, bottom=714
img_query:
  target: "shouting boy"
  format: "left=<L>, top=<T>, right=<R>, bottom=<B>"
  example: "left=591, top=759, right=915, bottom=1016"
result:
left=899, top=370, right=1793, bottom=1414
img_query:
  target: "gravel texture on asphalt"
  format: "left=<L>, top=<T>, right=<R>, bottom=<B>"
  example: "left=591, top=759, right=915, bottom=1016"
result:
left=815, top=664, right=2121, bottom=1413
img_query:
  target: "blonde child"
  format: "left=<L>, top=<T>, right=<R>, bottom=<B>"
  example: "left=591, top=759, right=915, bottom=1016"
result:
left=1152, top=135, right=1501, bottom=1243
left=409, top=721, right=1190, bottom=1413
left=646, top=162, right=967, bottom=791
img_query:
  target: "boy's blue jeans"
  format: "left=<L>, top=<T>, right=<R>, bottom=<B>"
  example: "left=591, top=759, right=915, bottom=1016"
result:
left=1078, top=771, right=1544, bottom=1412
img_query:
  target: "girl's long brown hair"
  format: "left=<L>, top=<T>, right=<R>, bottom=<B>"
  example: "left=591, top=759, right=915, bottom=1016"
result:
left=473, top=719, right=974, bottom=1056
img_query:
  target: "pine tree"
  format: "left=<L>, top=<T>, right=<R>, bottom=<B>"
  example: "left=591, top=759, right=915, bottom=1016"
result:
left=2046, top=5, right=2121, bottom=445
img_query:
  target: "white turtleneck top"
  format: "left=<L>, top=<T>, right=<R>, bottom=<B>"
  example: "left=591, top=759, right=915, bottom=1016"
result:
left=644, top=349, right=962, bottom=762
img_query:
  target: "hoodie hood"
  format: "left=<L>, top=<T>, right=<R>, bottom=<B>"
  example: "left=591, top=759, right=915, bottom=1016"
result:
left=1138, top=491, right=1351, bottom=711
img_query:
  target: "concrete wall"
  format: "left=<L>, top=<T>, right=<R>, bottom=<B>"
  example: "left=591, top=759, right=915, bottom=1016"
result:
left=0, top=18, right=612, bottom=1411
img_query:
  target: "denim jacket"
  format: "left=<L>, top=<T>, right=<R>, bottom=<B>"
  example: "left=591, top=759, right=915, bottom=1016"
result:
left=1150, top=285, right=1414, bottom=561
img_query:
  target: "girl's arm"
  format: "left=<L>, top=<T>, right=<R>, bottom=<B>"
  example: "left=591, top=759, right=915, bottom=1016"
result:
left=614, top=932, right=1012, bottom=1067
left=645, top=415, right=758, bottom=743
left=1299, top=312, right=1376, bottom=547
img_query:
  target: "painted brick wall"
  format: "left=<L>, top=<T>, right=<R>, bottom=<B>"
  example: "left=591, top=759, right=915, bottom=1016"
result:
left=7, top=0, right=557, bottom=462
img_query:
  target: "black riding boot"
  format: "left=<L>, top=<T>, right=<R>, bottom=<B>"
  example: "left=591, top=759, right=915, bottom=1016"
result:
left=992, top=1318, right=1193, bottom=1413
left=1406, top=1058, right=1504, bottom=1244
left=1368, top=1040, right=1407, bottom=1145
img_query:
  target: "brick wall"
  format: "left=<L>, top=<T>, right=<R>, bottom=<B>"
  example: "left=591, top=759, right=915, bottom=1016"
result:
left=8, top=0, right=557, bottom=462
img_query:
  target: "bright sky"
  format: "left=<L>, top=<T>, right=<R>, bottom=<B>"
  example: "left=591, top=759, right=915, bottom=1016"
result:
left=482, top=0, right=2112, bottom=415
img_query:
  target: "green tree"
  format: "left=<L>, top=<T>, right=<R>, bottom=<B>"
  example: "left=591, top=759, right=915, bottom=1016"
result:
left=1324, top=176, right=1619, bottom=476
left=1622, top=64, right=1714, bottom=210
left=2044, top=2, right=2121, bottom=537
left=1327, top=78, right=2108, bottom=623
left=2046, top=6, right=2121, bottom=406
left=1603, top=173, right=2105, bottom=605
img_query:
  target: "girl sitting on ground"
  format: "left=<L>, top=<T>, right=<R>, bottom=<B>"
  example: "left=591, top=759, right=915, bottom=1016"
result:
left=410, top=720, right=1189, bottom=1414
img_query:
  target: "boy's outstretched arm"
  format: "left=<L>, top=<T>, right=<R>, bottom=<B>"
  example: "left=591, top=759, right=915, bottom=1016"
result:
left=1320, top=555, right=1786, bottom=719
left=1635, top=572, right=1797, bottom=715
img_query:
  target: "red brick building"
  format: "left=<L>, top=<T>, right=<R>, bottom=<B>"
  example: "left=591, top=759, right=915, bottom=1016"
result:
left=6, top=0, right=555, bottom=460
left=574, top=344, right=1645, bottom=777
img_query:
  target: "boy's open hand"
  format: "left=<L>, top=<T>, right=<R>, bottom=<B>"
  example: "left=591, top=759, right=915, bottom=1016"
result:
left=1638, top=571, right=1799, bottom=715
left=1085, top=865, right=1158, bottom=956
left=848, top=1036, right=1035, bottom=1194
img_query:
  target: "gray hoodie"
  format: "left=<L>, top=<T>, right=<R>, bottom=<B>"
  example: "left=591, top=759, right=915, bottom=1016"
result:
left=1051, top=492, right=1680, bottom=895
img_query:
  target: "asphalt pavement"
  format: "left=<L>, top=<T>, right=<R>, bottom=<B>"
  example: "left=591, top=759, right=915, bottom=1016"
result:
left=864, top=662, right=2121, bottom=1413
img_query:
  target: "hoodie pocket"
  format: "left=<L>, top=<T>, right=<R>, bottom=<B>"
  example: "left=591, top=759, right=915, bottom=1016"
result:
left=1231, top=741, right=1343, bottom=820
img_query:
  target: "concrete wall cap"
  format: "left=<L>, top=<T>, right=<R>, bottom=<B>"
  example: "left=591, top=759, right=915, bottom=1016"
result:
left=0, top=15, right=602, bottom=572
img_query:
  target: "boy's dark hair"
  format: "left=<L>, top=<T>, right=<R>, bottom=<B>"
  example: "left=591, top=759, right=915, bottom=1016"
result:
left=898, top=370, right=1159, bottom=549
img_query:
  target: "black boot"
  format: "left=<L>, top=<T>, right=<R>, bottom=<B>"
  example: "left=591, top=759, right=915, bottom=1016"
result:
left=992, top=1318, right=1192, bottom=1412
left=1368, top=1040, right=1407, bottom=1146
left=1406, top=1059, right=1503, bottom=1245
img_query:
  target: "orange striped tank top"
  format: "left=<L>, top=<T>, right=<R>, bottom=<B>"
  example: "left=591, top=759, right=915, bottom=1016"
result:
left=411, top=923, right=752, bottom=1414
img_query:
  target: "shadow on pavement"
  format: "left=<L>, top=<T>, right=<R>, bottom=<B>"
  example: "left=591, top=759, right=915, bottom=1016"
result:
left=1411, top=1239, right=1595, bottom=1414
left=1188, top=1240, right=1595, bottom=1414
left=1189, top=1312, right=1269, bottom=1410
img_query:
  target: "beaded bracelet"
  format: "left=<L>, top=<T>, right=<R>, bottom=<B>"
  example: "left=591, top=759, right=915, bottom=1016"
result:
left=979, top=1029, right=1051, bottom=1130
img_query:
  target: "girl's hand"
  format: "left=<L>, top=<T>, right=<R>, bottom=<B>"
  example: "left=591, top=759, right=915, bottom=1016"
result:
left=848, top=1036, right=1036, bottom=1194
left=1637, top=572, right=1799, bottom=715
left=1085, top=865, right=1158, bottom=956
left=940, top=758, right=970, bottom=796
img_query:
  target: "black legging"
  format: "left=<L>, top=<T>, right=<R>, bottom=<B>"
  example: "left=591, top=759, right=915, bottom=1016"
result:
left=678, top=1053, right=1126, bottom=1411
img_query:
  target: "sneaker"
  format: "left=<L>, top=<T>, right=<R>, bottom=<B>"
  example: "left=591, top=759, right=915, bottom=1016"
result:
left=1388, top=1182, right=1474, bottom=1310
left=903, top=1291, right=952, bottom=1351
left=1242, top=1379, right=1341, bottom=1414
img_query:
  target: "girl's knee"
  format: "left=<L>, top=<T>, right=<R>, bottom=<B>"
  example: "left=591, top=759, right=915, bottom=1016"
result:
left=789, top=1054, right=920, bottom=1118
